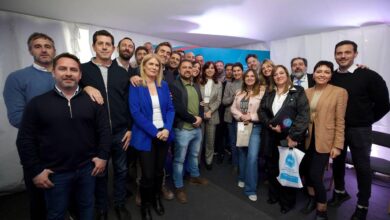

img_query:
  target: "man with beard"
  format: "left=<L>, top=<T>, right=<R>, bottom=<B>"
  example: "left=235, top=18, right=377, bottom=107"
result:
left=80, top=30, right=132, bottom=220
left=129, top=46, right=148, bottom=86
left=3, top=32, right=56, bottom=220
left=116, top=37, right=135, bottom=73
left=16, top=53, right=111, bottom=220
left=245, top=54, right=261, bottom=75
left=215, top=60, right=225, bottom=83
left=169, top=60, right=209, bottom=204
left=290, top=57, right=314, bottom=89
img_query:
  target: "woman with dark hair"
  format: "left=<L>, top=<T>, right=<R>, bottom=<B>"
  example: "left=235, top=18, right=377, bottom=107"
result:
left=231, top=69, right=265, bottom=201
left=222, top=62, right=244, bottom=170
left=259, top=65, right=309, bottom=214
left=192, top=61, right=202, bottom=84
left=129, top=54, right=175, bottom=219
left=300, top=61, right=347, bottom=220
left=200, top=61, right=222, bottom=170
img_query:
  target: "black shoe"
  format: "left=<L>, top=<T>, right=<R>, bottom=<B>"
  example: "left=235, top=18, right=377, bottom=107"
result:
left=328, top=191, right=351, bottom=207
left=267, top=197, right=278, bottom=204
left=300, top=196, right=316, bottom=214
left=205, top=163, right=213, bottom=170
left=350, top=206, right=368, bottom=220
left=216, top=154, right=224, bottom=164
left=315, top=210, right=328, bottom=220
left=280, top=206, right=292, bottom=214
left=115, top=205, right=131, bottom=220
left=141, top=206, right=152, bottom=220
left=95, top=210, right=108, bottom=220
left=153, top=195, right=165, bottom=216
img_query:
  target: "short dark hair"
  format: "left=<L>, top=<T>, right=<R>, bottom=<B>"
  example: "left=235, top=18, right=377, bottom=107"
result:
left=313, top=60, right=334, bottom=73
left=178, top=59, right=193, bottom=69
left=215, top=60, right=224, bottom=65
left=245, top=54, right=258, bottom=63
left=290, top=57, right=308, bottom=67
left=53, top=52, right=81, bottom=70
left=335, top=40, right=358, bottom=53
left=27, top=32, right=55, bottom=50
left=171, top=51, right=181, bottom=58
left=201, top=61, right=218, bottom=85
left=225, top=63, right=233, bottom=69
left=93, top=30, right=114, bottom=46
left=117, top=37, right=134, bottom=47
left=232, top=62, right=243, bottom=71
left=135, top=46, right=148, bottom=55
left=155, top=42, right=172, bottom=54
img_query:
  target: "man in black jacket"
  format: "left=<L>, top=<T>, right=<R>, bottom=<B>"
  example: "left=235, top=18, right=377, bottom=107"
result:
left=17, top=53, right=111, bottom=220
left=329, top=40, right=390, bottom=220
left=169, top=60, right=209, bottom=204
left=80, top=30, right=132, bottom=220
left=290, top=57, right=315, bottom=89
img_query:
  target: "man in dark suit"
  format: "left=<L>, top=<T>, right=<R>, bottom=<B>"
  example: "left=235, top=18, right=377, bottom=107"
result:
left=290, top=57, right=315, bottom=89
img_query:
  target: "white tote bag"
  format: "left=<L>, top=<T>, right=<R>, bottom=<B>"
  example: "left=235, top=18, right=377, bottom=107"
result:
left=277, top=146, right=305, bottom=188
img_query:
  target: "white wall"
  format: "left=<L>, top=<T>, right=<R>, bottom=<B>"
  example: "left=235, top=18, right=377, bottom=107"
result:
left=0, top=10, right=189, bottom=194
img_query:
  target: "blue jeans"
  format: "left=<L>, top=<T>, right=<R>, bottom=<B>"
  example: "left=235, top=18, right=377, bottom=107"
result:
left=95, top=130, right=128, bottom=210
left=237, top=124, right=261, bottom=196
left=45, top=163, right=95, bottom=220
left=227, top=122, right=238, bottom=166
left=173, top=128, right=202, bottom=188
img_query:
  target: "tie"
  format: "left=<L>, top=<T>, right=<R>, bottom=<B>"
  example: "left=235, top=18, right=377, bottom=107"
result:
left=296, top=79, right=301, bottom=86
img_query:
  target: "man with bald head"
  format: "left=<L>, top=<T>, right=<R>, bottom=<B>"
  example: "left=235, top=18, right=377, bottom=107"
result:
left=184, top=51, right=195, bottom=62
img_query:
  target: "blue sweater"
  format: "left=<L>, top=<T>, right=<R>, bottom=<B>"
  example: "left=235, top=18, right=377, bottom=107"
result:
left=3, top=65, right=54, bottom=128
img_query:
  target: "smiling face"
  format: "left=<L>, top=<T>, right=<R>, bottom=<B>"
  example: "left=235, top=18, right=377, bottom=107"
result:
left=244, top=70, right=256, bottom=87
left=291, top=59, right=307, bottom=78
left=205, top=63, right=216, bottom=79
left=53, top=57, right=81, bottom=91
left=261, top=63, right=273, bottom=77
left=143, top=57, right=161, bottom=79
left=156, top=45, right=171, bottom=65
left=93, top=35, right=114, bottom=62
left=273, top=66, right=288, bottom=86
left=247, top=57, right=259, bottom=71
left=232, top=66, right=243, bottom=80
left=179, top=61, right=193, bottom=81
left=169, top=53, right=181, bottom=69
left=118, top=38, right=134, bottom=60
left=313, top=65, right=332, bottom=86
left=192, top=63, right=201, bottom=77
left=335, top=44, right=357, bottom=71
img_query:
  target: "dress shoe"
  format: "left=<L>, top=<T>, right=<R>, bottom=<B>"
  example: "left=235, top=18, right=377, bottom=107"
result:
left=267, top=197, right=278, bottom=204
left=114, top=205, right=131, bottom=220
left=328, top=191, right=351, bottom=207
left=205, top=163, right=213, bottom=170
left=350, top=206, right=368, bottom=220
left=95, top=210, right=108, bottom=220
left=141, top=206, right=152, bottom=220
left=175, top=188, right=188, bottom=204
left=161, top=185, right=174, bottom=200
left=153, top=195, right=165, bottom=216
left=280, top=206, right=292, bottom=214
left=189, top=176, right=209, bottom=185
left=300, top=196, right=316, bottom=214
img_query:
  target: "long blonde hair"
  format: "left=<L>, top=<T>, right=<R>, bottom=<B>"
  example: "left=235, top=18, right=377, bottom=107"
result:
left=140, top=53, right=163, bottom=87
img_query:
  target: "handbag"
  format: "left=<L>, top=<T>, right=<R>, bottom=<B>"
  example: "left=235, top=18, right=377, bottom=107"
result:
left=236, top=122, right=253, bottom=147
left=277, top=146, right=305, bottom=188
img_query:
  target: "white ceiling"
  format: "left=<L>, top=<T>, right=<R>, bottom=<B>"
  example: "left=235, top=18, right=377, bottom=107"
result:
left=1, top=0, right=389, bottom=47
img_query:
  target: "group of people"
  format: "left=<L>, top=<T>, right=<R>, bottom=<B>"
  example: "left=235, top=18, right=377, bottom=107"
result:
left=3, top=29, right=390, bottom=220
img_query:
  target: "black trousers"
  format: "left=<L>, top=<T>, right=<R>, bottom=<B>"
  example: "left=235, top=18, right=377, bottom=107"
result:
left=332, top=126, right=373, bottom=207
left=300, top=129, right=329, bottom=204
left=23, top=169, right=46, bottom=220
left=137, top=138, right=169, bottom=204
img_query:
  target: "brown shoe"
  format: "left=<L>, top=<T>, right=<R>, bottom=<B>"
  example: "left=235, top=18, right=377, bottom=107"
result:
left=175, top=188, right=188, bottom=204
left=189, top=176, right=209, bottom=185
left=161, top=185, right=174, bottom=200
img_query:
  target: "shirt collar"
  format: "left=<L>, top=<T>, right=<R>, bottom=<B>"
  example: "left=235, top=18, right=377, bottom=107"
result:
left=116, top=57, right=129, bottom=71
left=54, top=85, right=80, bottom=99
left=92, top=57, right=112, bottom=68
left=337, top=64, right=358, bottom=74
left=294, top=74, right=307, bottom=82
left=32, top=63, right=50, bottom=72
left=181, top=78, right=193, bottom=86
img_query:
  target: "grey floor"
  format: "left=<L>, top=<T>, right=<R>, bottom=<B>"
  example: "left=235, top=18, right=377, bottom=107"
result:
left=1, top=159, right=389, bottom=220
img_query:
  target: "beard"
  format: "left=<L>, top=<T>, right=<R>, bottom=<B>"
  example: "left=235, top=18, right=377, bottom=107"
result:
left=293, top=71, right=305, bottom=79
left=119, top=51, right=133, bottom=60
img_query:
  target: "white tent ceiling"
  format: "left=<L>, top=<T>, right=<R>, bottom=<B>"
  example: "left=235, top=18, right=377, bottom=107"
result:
left=1, top=0, right=389, bottom=47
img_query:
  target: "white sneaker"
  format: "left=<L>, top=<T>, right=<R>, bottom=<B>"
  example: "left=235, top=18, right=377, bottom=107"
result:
left=238, top=181, right=245, bottom=188
left=248, top=195, right=257, bottom=202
